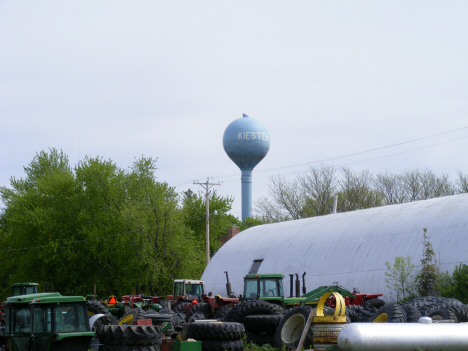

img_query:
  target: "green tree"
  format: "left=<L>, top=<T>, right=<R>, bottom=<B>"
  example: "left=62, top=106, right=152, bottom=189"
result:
left=415, top=228, right=438, bottom=297
left=385, top=256, right=415, bottom=302
left=181, top=189, right=242, bottom=257
left=0, top=149, right=204, bottom=299
left=437, top=263, right=468, bottom=303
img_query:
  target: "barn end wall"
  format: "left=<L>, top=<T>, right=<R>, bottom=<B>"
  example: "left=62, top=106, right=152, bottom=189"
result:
left=201, top=193, right=468, bottom=299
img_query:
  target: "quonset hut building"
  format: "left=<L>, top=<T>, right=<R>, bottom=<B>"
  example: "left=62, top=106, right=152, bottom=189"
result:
left=201, top=193, right=468, bottom=299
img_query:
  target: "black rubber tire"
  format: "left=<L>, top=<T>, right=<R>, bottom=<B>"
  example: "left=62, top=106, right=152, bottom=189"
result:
left=93, top=315, right=120, bottom=335
left=368, top=303, right=406, bottom=323
left=426, top=306, right=457, bottom=321
left=99, top=346, right=161, bottom=351
left=172, top=312, right=187, bottom=329
left=119, top=308, right=147, bottom=326
left=243, top=314, right=282, bottom=333
left=214, top=304, right=233, bottom=320
left=223, top=302, right=245, bottom=323
left=199, top=339, right=243, bottom=351
left=345, top=305, right=372, bottom=322
left=406, top=297, right=463, bottom=316
left=345, top=308, right=362, bottom=323
left=447, top=305, right=468, bottom=322
left=400, top=304, right=422, bottom=323
left=187, top=321, right=244, bottom=341
left=88, top=300, right=112, bottom=316
left=246, top=332, right=276, bottom=347
left=274, top=305, right=314, bottom=351
left=238, top=300, right=280, bottom=317
left=173, top=301, right=192, bottom=314
left=362, top=298, right=386, bottom=311
left=187, top=312, right=206, bottom=323
left=145, top=313, right=174, bottom=325
left=99, top=325, right=162, bottom=346
left=186, top=302, right=212, bottom=320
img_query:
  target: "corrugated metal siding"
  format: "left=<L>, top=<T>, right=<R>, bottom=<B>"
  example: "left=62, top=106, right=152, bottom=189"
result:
left=201, top=193, right=468, bottom=299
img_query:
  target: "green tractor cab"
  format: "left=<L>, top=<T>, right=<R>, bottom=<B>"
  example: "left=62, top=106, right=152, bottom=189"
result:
left=10, top=283, right=39, bottom=297
left=3, top=292, right=94, bottom=351
left=243, top=273, right=285, bottom=305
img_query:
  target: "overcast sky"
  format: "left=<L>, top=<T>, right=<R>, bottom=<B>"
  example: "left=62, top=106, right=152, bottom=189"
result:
left=1, top=1, right=467, bottom=218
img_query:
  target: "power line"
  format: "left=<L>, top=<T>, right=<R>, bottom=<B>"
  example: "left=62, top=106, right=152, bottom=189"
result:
left=174, top=125, right=468, bottom=188
left=253, top=135, right=468, bottom=180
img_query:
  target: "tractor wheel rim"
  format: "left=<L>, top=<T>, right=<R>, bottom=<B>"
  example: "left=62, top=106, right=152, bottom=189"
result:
left=281, top=313, right=305, bottom=344
left=119, top=314, right=134, bottom=325
left=373, top=313, right=388, bottom=323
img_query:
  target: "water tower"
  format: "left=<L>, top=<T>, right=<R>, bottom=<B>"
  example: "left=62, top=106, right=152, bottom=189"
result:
left=223, top=114, right=270, bottom=220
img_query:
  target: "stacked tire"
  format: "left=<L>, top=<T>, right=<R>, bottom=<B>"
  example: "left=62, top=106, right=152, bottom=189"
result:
left=187, top=321, right=244, bottom=351
left=145, top=309, right=187, bottom=337
left=223, top=300, right=281, bottom=347
left=98, top=325, right=163, bottom=351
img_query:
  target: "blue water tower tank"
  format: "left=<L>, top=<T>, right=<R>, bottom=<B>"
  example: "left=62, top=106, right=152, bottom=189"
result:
left=223, top=114, right=270, bottom=220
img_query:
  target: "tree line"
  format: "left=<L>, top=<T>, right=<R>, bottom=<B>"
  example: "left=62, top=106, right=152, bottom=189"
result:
left=0, top=149, right=260, bottom=300
left=255, top=164, right=468, bottom=222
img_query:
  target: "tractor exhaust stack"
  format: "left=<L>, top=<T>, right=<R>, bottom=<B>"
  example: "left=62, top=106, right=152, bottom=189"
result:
left=224, top=271, right=232, bottom=297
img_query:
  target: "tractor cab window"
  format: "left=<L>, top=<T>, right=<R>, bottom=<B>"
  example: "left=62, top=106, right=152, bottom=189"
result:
left=185, top=284, right=203, bottom=295
left=6, top=307, right=31, bottom=333
left=174, top=282, right=184, bottom=296
left=11, top=287, right=22, bottom=296
left=24, top=286, right=38, bottom=295
left=33, top=306, right=52, bottom=333
left=54, top=303, right=88, bottom=332
left=244, top=279, right=259, bottom=299
left=259, top=278, right=282, bottom=297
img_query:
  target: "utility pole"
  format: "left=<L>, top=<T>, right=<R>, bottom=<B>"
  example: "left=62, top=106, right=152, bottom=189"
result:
left=194, top=178, right=221, bottom=264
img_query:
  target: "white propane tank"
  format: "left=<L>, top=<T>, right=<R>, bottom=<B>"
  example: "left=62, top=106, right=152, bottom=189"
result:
left=338, top=322, right=468, bottom=351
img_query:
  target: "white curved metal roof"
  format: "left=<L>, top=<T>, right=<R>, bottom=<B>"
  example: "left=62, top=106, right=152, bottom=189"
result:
left=201, top=193, right=468, bottom=299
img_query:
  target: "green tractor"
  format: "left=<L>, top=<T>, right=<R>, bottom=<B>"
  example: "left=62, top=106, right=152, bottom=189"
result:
left=2, top=292, right=94, bottom=351
left=243, top=273, right=383, bottom=308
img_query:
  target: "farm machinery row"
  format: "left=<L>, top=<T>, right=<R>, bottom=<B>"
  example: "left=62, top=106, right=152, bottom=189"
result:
left=0, top=275, right=384, bottom=351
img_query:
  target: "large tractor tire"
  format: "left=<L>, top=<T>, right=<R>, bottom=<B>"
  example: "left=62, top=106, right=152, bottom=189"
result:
left=223, top=302, right=245, bottom=323
left=362, top=298, right=385, bottom=311
left=186, top=302, right=211, bottom=320
left=187, top=321, right=244, bottom=341
left=275, top=305, right=314, bottom=351
left=400, top=304, right=422, bottom=323
left=238, top=300, right=280, bottom=317
left=198, top=339, right=243, bottom=351
left=426, top=306, right=457, bottom=321
left=172, top=312, right=187, bottom=329
left=173, top=301, right=191, bottom=314
left=214, top=304, right=233, bottom=320
left=88, top=300, right=112, bottom=316
left=447, top=305, right=468, bottom=322
left=99, top=325, right=162, bottom=346
left=145, top=313, right=174, bottom=328
left=368, top=303, right=406, bottom=323
left=98, top=346, right=161, bottom=351
left=119, top=308, right=147, bottom=326
left=243, top=314, right=282, bottom=333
